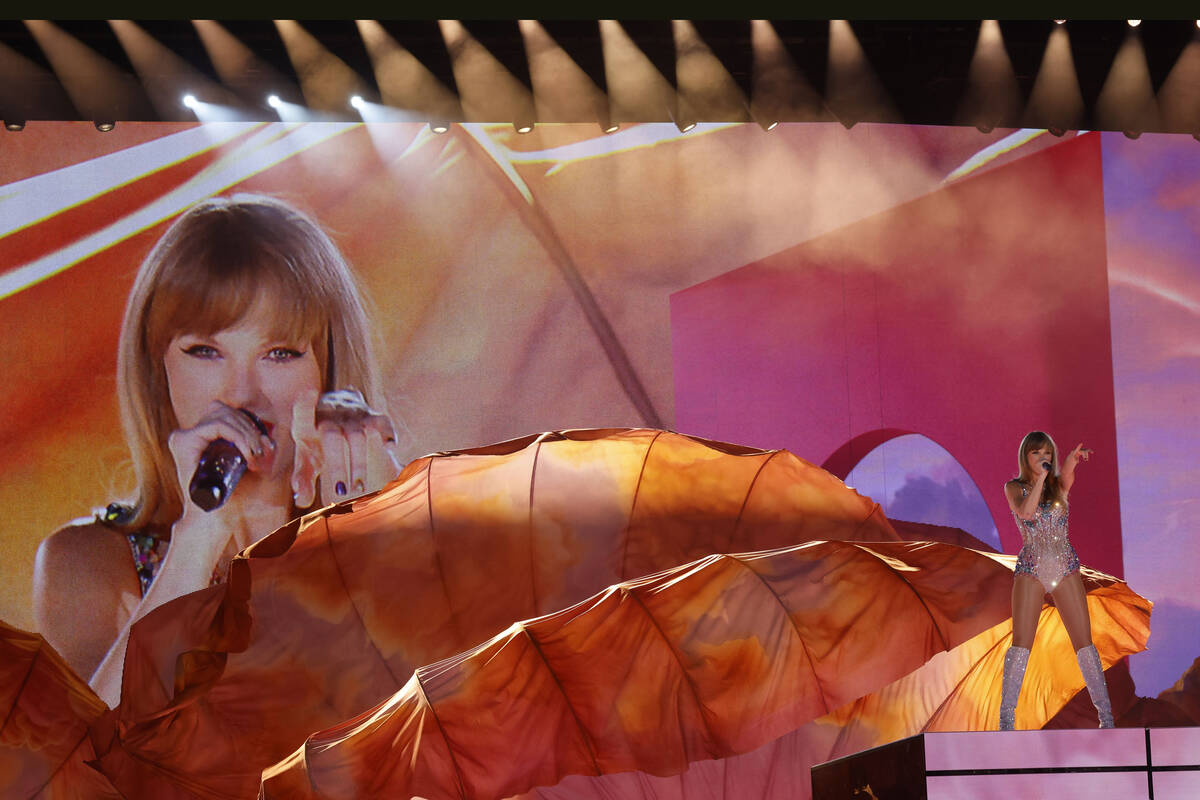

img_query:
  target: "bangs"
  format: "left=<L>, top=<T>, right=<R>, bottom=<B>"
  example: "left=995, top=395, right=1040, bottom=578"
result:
left=144, top=220, right=329, bottom=357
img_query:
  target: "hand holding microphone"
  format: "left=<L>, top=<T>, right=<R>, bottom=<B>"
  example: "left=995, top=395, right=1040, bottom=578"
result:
left=188, top=409, right=270, bottom=511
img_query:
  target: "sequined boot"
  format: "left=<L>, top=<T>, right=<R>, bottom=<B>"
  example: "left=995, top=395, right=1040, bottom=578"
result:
left=1076, top=644, right=1115, bottom=728
left=998, top=645, right=1030, bottom=730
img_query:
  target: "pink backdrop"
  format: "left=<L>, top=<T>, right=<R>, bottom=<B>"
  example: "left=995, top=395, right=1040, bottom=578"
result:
left=672, top=133, right=1123, bottom=577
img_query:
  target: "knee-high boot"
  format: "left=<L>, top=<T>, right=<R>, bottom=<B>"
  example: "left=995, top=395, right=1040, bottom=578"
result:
left=998, top=645, right=1030, bottom=730
left=1076, top=643, right=1115, bottom=728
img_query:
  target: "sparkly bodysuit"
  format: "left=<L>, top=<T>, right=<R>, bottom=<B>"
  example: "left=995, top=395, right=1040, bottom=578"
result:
left=1011, top=482, right=1080, bottom=592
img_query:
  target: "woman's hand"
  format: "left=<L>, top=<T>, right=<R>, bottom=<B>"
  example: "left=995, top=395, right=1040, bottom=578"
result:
left=1066, top=443, right=1092, bottom=465
left=290, top=388, right=403, bottom=508
left=167, top=401, right=277, bottom=522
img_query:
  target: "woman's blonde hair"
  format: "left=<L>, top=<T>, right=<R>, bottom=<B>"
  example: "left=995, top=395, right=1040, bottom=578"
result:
left=1016, top=430, right=1061, bottom=505
left=116, top=193, right=384, bottom=531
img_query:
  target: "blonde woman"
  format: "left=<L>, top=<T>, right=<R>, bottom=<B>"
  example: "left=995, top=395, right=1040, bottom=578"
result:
left=32, top=195, right=402, bottom=705
left=998, top=430, right=1113, bottom=729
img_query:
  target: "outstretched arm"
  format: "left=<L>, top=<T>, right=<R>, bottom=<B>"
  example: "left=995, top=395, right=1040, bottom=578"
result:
left=1060, top=443, right=1092, bottom=496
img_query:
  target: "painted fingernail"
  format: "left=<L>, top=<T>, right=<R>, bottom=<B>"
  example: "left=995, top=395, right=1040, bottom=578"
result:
left=353, top=478, right=365, bottom=493
left=335, top=481, right=347, bottom=496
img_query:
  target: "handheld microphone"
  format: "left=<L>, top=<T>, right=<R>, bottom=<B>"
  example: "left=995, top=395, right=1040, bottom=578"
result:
left=1041, top=461, right=1051, bottom=472
left=188, top=410, right=268, bottom=512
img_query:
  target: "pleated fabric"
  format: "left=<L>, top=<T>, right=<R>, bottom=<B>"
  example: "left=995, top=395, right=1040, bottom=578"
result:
left=37, top=428, right=1145, bottom=799
left=259, top=548, right=1149, bottom=800
left=0, top=620, right=118, bottom=800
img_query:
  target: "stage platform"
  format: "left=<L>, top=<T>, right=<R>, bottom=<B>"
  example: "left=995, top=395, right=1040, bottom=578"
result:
left=810, top=727, right=1200, bottom=799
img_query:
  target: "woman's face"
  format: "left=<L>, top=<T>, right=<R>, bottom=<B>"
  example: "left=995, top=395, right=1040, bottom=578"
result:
left=163, top=295, right=322, bottom=479
left=1026, top=442, right=1054, bottom=475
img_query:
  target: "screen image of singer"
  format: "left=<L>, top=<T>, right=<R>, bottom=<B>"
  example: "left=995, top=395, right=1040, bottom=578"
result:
left=0, top=120, right=1197, bottom=799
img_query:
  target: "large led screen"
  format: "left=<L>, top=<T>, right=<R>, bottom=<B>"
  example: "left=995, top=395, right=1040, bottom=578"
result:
left=1, top=120, right=1196, bottom=796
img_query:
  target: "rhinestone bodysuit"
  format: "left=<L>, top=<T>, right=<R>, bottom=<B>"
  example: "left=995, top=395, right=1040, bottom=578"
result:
left=1012, top=482, right=1080, bottom=592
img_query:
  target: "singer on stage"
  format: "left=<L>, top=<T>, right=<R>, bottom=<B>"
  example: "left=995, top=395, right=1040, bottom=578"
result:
left=31, top=194, right=402, bottom=706
left=997, top=430, right=1114, bottom=729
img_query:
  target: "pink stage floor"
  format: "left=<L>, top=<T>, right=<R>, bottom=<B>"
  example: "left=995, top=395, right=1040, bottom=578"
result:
left=811, top=727, right=1200, bottom=799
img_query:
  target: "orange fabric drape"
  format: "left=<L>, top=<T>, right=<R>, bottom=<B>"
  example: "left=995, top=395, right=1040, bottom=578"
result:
left=91, top=429, right=899, bottom=797
left=259, top=548, right=1149, bottom=800
left=66, top=429, right=1149, bottom=799
left=0, top=620, right=118, bottom=800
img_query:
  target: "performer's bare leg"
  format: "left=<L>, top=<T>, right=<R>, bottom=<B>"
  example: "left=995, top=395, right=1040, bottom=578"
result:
left=999, top=574, right=1043, bottom=729
left=1011, top=573, right=1044, bottom=650
left=1051, top=571, right=1114, bottom=727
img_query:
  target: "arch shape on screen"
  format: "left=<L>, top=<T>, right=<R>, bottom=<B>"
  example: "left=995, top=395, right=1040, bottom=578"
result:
left=840, top=431, right=1001, bottom=551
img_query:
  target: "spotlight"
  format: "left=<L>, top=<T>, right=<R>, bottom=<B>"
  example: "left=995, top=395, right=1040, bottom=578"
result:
left=1127, top=20, right=1141, bottom=27
left=430, top=122, right=449, bottom=134
left=1048, top=126, right=1066, bottom=137
left=763, top=120, right=778, bottom=131
left=350, top=95, right=365, bottom=110
left=182, top=94, right=198, bottom=109
left=976, top=123, right=994, bottom=133
left=5, top=120, right=25, bottom=131
left=267, top=94, right=282, bottom=109
left=1054, top=19, right=1066, bottom=25
left=514, top=123, right=534, bottom=134
left=603, top=122, right=619, bottom=134
left=94, top=121, right=115, bottom=132
left=1123, top=130, right=1141, bottom=139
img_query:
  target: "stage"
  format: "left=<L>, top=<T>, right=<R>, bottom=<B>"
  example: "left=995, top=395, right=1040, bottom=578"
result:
left=812, top=727, right=1200, bottom=799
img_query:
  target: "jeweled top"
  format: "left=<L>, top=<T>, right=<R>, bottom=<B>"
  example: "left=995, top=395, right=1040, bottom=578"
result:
left=1012, top=482, right=1070, bottom=546
left=99, top=502, right=221, bottom=596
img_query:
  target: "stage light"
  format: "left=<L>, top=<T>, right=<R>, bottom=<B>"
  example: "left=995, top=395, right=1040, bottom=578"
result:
left=94, top=120, right=115, bottom=132
left=826, top=20, right=900, bottom=127
left=440, top=20, right=536, bottom=124
left=519, top=20, right=608, bottom=126
left=678, top=120, right=696, bottom=133
left=600, top=19, right=676, bottom=122
left=1048, top=126, right=1065, bottom=137
left=111, top=20, right=244, bottom=122
left=1054, top=20, right=1066, bottom=25
left=25, top=20, right=151, bottom=122
left=350, top=94, right=365, bottom=110
left=267, top=94, right=282, bottom=109
left=182, top=94, right=198, bottom=109
left=1023, top=23, right=1084, bottom=132
left=514, top=123, right=534, bottom=133
left=603, top=122, right=620, bottom=133
left=762, top=120, right=779, bottom=131
left=958, top=20, right=1022, bottom=132
left=1123, top=130, right=1141, bottom=139
left=673, top=20, right=748, bottom=123
left=1159, top=29, right=1200, bottom=134
left=1095, top=27, right=1159, bottom=136
left=357, top=20, right=462, bottom=124
left=750, top=20, right=827, bottom=125
left=5, top=120, right=25, bottom=131
left=194, top=21, right=301, bottom=117
left=275, top=20, right=369, bottom=114
left=1127, top=20, right=1141, bottom=28
left=430, top=122, right=450, bottom=133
